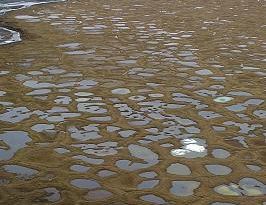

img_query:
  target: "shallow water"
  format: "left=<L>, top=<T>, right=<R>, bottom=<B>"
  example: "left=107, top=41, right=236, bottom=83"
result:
left=0, top=0, right=265, bottom=204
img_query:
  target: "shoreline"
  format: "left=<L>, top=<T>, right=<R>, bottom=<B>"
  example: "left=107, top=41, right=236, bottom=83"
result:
left=0, top=17, right=35, bottom=47
left=0, top=0, right=66, bottom=46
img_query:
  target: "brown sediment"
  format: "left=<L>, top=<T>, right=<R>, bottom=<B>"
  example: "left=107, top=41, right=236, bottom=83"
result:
left=0, top=0, right=265, bottom=205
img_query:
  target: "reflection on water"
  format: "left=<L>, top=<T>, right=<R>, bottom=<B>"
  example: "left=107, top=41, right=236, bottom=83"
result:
left=214, top=178, right=266, bottom=196
left=0, top=27, right=21, bottom=45
left=0, top=0, right=265, bottom=204
left=0, top=131, right=31, bottom=160
left=167, top=163, right=191, bottom=175
left=2, top=164, right=38, bottom=180
left=170, top=181, right=201, bottom=197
